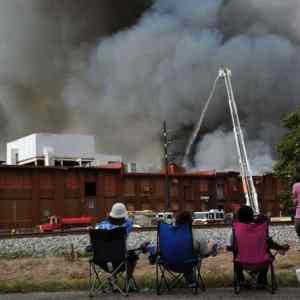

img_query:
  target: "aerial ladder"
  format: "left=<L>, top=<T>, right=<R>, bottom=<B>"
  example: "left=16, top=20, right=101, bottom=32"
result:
left=219, top=68, right=259, bottom=215
left=184, top=68, right=260, bottom=214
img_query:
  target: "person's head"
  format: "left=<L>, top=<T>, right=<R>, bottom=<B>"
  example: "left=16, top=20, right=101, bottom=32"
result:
left=108, top=202, right=128, bottom=224
left=175, top=211, right=193, bottom=225
left=237, top=205, right=254, bottom=223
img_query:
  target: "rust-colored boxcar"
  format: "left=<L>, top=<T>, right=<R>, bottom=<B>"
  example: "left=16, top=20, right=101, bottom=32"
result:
left=0, top=165, right=283, bottom=229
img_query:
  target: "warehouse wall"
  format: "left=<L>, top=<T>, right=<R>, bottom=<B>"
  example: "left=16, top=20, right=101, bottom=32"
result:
left=0, top=166, right=282, bottom=230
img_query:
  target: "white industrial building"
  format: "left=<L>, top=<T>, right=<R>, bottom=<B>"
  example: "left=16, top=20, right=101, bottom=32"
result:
left=6, top=133, right=122, bottom=167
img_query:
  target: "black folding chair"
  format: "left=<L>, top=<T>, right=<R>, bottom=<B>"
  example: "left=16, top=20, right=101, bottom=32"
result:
left=156, top=222, right=205, bottom=295
left=88, top=228, right=138, bottom=297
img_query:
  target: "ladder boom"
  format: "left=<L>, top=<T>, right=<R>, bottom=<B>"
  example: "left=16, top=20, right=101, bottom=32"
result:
left=219, top=68, right=259, bottom=215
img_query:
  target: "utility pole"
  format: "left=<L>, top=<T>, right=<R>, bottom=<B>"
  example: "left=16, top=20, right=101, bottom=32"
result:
left=163, top=120, right=171, bottom=211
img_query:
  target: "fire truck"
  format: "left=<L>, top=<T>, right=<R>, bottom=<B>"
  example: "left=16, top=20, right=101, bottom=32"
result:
left=39, top=215, right=94, bottom=232
left=192, top=209, right=224, bottom=225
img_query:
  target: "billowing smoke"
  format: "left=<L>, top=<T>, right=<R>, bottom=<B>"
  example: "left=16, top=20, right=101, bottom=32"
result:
left=1, top=0, right=300, bottom=174
left=0, top=0, right=150, bottom=157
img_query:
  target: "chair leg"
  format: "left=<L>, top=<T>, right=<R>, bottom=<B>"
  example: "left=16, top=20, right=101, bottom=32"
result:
left=156, top=263, right=161, bottom=295
left=128, top=276, right=139, bottom=292
left=270, top=263, right=277, bottom=294
left=196, top=265, right=205, bottom=292
left=198, top=273, right=206, bottom=292
left=234, top=264, right=241, bottom=295
left=156, top=264, right=171, bottom=294
left=192, top=268, right=198, bottom=295
left=89, top=262, right=106, bottom=297
left=89, top=262, right=94, bottom=298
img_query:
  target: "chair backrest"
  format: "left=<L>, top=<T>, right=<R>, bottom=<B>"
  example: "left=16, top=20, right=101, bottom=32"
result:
left=158, top=222, right=196, bottom=271
left=233, top=221, right=270, bottom=265
left=89, top=228, right=127, bottom=267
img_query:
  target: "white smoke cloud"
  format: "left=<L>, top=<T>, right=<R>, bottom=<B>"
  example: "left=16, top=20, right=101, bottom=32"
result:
left=193, top=129, right=274, bottom=174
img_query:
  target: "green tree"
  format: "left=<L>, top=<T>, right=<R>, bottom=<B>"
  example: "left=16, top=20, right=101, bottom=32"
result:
left=274, top=107, right=300, bottom=180
left=274, top=107, right=300, bottom=216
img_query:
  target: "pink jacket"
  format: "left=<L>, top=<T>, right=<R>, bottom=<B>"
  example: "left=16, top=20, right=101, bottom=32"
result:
left=292, top=182, right=300, bottom=219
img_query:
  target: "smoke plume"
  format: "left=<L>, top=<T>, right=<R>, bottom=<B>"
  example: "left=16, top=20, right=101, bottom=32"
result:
left=0, top=0, right=150, bottom=157
left=1, top=0, right=300, bottom=173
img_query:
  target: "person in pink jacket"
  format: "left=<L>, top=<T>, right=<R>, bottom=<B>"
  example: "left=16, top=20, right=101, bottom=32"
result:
left=292, top=178, right=300, bottom=246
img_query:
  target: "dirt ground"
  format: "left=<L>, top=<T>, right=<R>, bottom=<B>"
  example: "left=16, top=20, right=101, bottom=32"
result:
left=0, top=247, right=299, bottom=284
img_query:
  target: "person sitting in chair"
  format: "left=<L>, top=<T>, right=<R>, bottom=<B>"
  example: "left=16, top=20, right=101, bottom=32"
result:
left=175, top=211, right=218, bottom=258
left=227, top=205, right=289, bottom=288
left=95, top=202, right=142, bottom=280
left=175, top=211, right=218, bottom=286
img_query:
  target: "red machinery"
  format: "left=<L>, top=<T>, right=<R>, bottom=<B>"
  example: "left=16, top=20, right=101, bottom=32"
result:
left=39, top=215, right=94, bottom=232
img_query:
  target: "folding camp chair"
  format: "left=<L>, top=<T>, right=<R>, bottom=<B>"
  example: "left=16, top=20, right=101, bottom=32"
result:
left=232, top=221, right=277, bottom=294
left=156, top=222, right=205, bottom=295
left=88, top=228, right=138, bottom=297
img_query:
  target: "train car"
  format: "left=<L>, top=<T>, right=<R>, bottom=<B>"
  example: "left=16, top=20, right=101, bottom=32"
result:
left=0, top=164, right=285, bottom=230
left=39, top=215, right=94, bottom=232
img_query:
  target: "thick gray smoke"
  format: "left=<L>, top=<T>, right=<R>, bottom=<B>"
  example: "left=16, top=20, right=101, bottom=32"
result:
left=0, top=0, right=150, bottom=158
left=1, top=0, right=300, bottom=173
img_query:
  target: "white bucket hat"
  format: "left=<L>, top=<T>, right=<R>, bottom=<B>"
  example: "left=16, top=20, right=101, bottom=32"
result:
left=109, top=202, right=128, bottom=219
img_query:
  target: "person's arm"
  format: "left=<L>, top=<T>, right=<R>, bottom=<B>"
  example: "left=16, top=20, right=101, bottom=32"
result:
left=266, top=236, right=289, bottom=253
left=226, top=231, right=234, bottom=252
left=193, top=231, right=209, bottom=257
left=95, top=219, right=106, bottom=230
left=292, top=184, right=298, bottom=205
left=125, top=219, right=133, bottom=234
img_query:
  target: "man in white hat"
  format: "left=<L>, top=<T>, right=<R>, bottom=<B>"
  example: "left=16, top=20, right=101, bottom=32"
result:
left=95, top=202, right=133, bottom=233
left=94, top=202, right=140, bottom=282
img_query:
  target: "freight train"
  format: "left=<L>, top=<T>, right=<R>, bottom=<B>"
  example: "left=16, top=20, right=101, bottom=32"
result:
left=0, top=164, right=285, bottom=230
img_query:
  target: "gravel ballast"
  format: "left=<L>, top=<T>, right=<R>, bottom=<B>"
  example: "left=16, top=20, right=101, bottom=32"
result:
left=0, top=225, right=298, bottom=258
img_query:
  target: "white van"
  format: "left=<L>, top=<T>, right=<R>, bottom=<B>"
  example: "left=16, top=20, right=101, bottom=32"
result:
left=156, top=212, right=174, bottom=224
left=192, top=209, right=224, bottom=224
left=192, top=211, right=209, bottom=224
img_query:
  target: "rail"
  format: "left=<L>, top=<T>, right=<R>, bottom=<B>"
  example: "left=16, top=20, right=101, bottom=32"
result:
left=0, top=220, right=293, bottom=240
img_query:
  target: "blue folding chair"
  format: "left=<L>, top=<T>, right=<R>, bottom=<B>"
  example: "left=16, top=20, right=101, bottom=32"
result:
left=156, top=222, right=205, bottom=295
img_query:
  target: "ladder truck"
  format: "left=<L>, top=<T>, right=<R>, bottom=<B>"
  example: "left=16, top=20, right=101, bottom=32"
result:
left=219, top=68, right=260, bottom=215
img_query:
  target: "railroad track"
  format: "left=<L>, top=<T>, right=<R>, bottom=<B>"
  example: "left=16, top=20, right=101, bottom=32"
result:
left=0, top=221, right=294, bottom=240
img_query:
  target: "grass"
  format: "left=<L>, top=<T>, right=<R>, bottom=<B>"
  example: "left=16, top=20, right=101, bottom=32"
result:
left=0, top=272, right=298, bottom=294
left=0, top=279, right=88, bottom=294
left=0, top=247, right=299, bottom=294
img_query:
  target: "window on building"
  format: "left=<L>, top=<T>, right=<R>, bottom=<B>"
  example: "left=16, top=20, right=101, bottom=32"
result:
left=85, top=182, right=96, bottom=197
